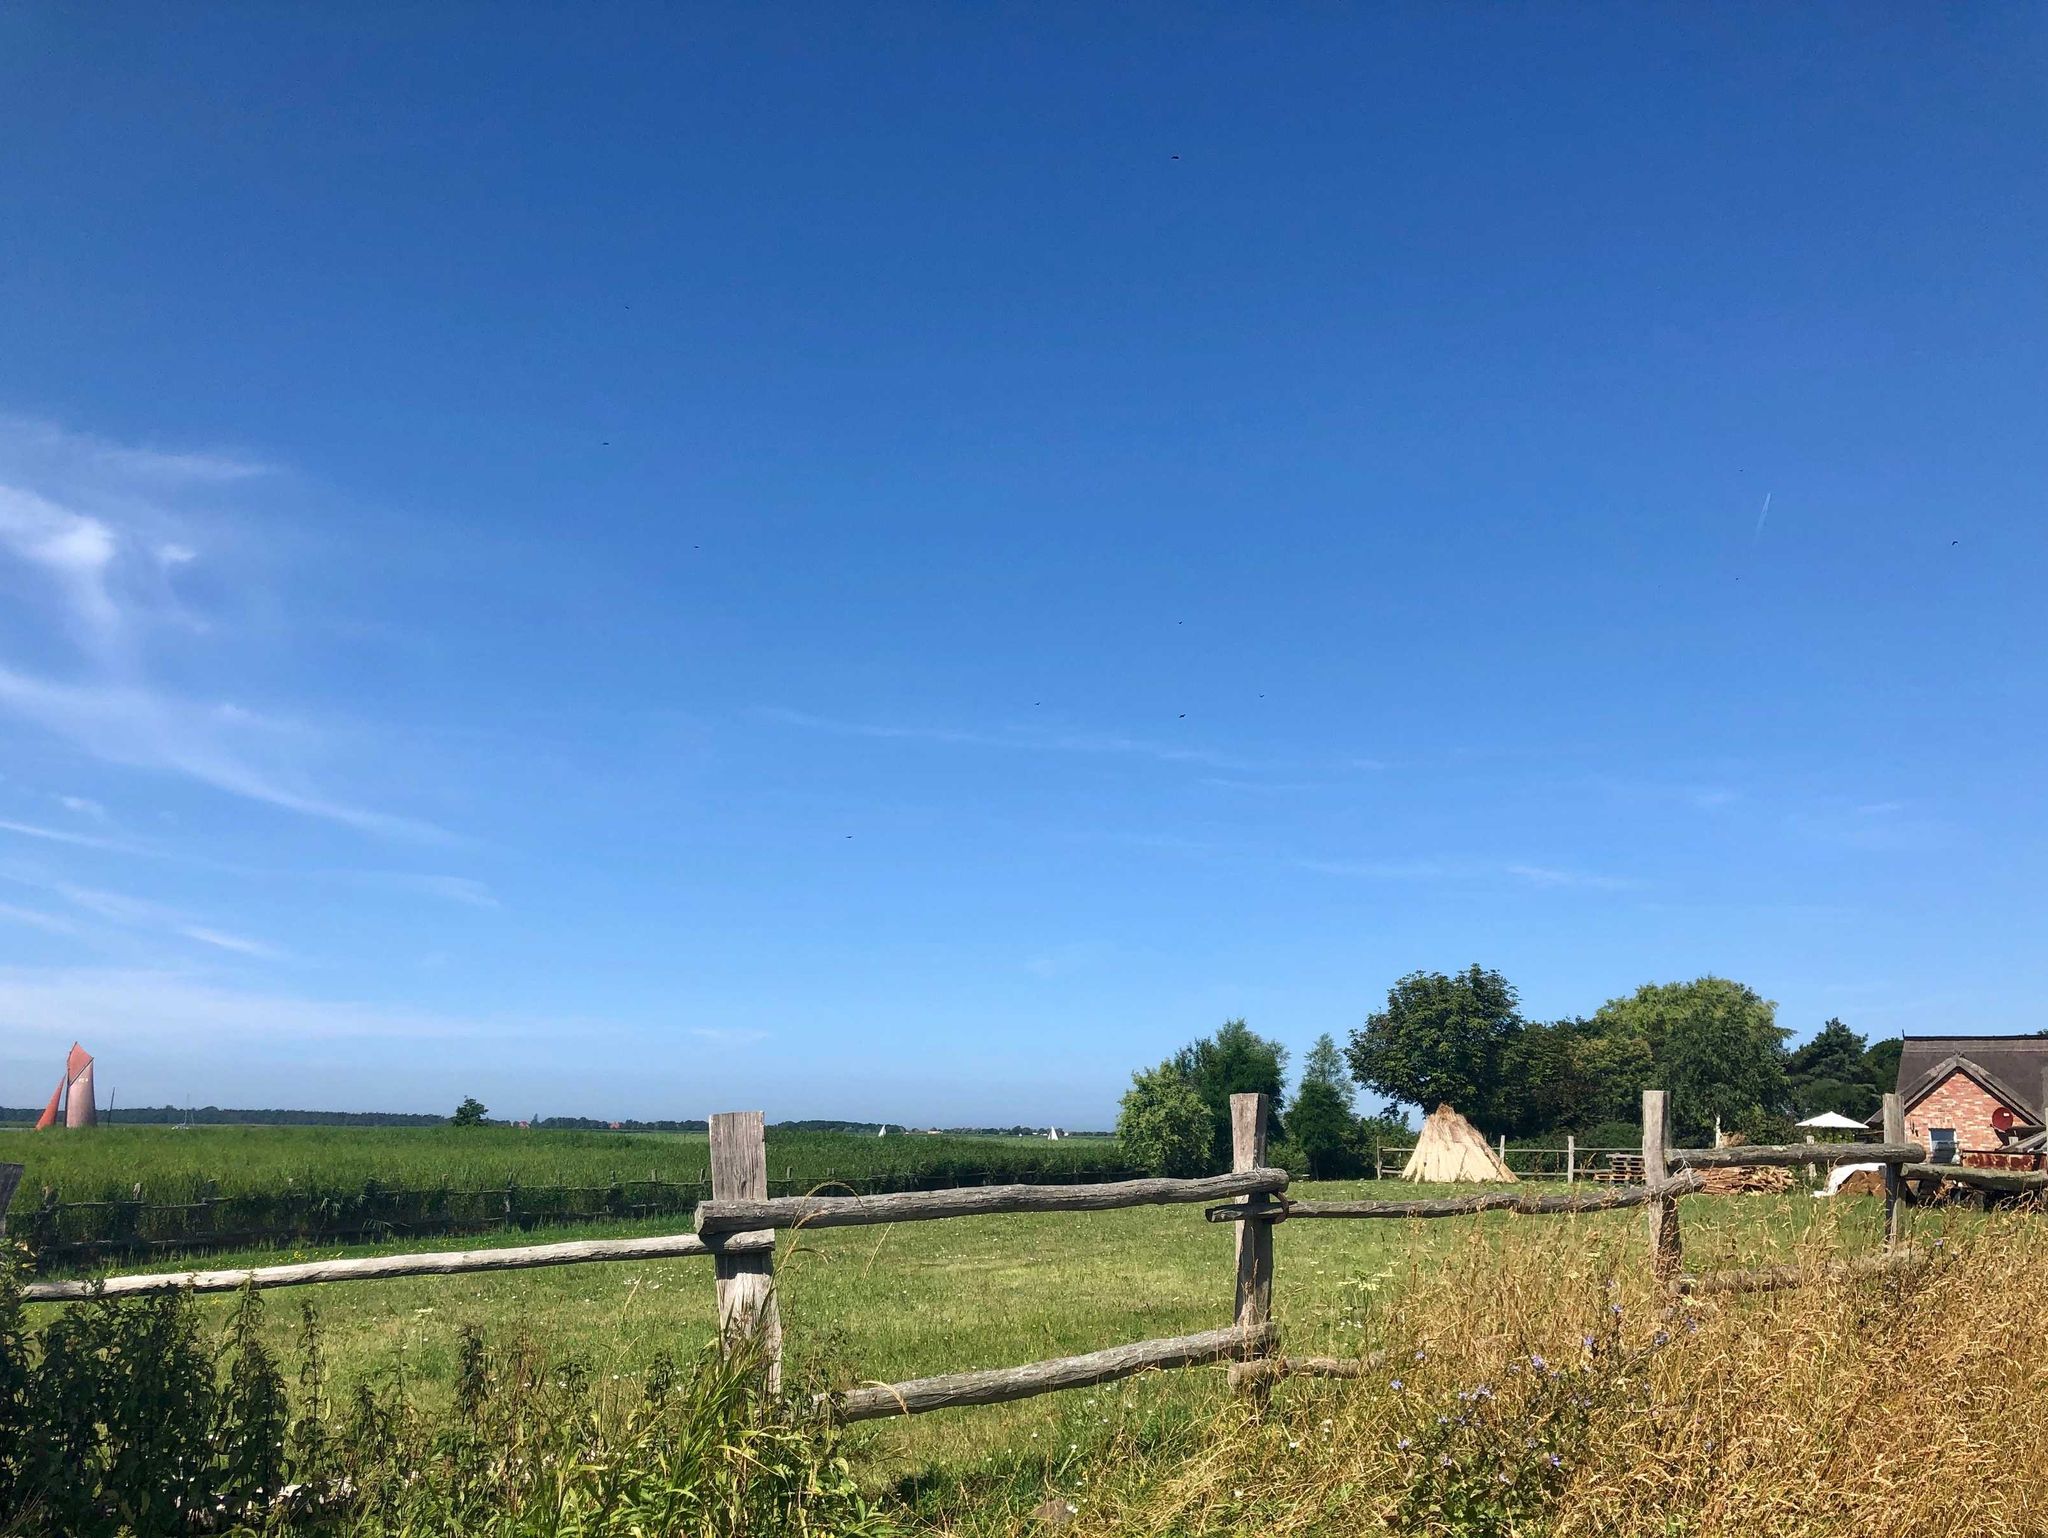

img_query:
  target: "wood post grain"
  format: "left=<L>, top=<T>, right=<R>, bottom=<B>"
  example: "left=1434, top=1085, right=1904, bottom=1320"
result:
left=1231, top=1092, right=1276, bottom=1397
left=1566, top=1134, right=1575, bottom=1186
left=1642, top=1090, right=1681, bottom=1282
left=0, top=1163, right=20, bottom=1238
left=710, top=1111, right=782, bottom=1394
left=1881, top=1092, right=1905, bottom=1251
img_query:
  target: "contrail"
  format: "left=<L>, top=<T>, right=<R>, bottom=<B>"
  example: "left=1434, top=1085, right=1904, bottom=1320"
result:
left=1752, top=492, right=1772, bottom=542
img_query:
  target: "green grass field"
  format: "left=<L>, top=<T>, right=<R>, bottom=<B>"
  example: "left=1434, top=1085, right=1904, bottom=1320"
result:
left=11, top=1172, right=1887, bottom=1494
left=0, top=1124, right=1127, bottom=1206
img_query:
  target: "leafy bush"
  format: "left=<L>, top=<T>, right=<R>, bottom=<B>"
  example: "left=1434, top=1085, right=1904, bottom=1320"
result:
left=1116, top=1065, right=1214, bottom=1177
left=0, top=1250, right=897, bottom=1537
left=0, top=1249, right=287, bottom=1535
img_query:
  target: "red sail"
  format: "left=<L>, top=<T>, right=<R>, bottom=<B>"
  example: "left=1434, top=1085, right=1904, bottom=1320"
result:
left=33, top=1075, right=64, bottom=1130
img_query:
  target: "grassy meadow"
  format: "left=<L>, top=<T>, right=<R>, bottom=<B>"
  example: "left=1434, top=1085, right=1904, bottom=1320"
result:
left=11, top=1172, right=1883, bottom=1489
left=13, top=1128, right=2034, bottom=1534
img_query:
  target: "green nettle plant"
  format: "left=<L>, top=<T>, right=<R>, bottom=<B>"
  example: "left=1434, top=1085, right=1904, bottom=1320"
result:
left=0, top=1246, right=898, bottom=1537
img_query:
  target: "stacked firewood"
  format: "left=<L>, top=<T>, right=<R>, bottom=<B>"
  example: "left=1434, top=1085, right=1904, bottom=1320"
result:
left=1697, top=1163, right=1794, bottom=1195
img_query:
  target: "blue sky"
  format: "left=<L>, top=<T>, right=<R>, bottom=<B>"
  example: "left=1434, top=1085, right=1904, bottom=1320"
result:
left=0, top=6, right=2043, bottom=1126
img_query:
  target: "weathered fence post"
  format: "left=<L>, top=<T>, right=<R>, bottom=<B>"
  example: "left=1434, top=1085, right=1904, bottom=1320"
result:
left=0, top=1163, right=20, bottom=1238
left=1881, top=1092, right=1905, bottom=1253
left=710, top=1111, right=782, bottom=1394
left=1231, top=1093, right=1276, bottom=1397
left=1565, top=1134, right=1576, bottom=1186
left=1642, top=1090, right=1681, bottom=1281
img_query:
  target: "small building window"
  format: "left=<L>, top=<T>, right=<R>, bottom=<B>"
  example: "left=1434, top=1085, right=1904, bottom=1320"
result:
left=1930, top=1127, right=1959, bottom=1164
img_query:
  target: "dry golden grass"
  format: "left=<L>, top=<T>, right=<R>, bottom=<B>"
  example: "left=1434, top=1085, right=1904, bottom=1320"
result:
left=1025, top=1204, right=2048, bottom=1538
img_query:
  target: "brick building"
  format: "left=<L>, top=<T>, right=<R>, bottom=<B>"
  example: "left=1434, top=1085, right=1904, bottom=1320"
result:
left=1894, top=1035, right=2048, bottom=1161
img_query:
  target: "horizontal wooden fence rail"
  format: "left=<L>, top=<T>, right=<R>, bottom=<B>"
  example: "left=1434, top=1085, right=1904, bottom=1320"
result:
left=822, top=1322, right=1274, bottom=1423
left=1901, top=1162, right=2048, bottom=1193
left=1244, top=1175, right=1707, bottom=1222
left=1678, top=1249, right=1928, bottom=1298
left=1668, top=1141, right=1924, bottom=1171
left=19, top=1230, right=775, bottom=1303
left=1227, top=1351, right=1383, bottom=1390
left=694, top=1168, right=1286, bottom=1236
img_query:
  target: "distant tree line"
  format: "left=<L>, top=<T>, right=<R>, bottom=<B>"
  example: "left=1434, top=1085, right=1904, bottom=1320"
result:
left=1115, top=968, right=1904, bottom=1176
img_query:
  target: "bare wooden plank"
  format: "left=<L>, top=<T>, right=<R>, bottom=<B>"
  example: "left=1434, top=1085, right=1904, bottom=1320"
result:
left=710, top=1111, right=782, bottom=1395
left=1901, top=1162, right=2048, bottom=1193
left=19, top=1230, right=764, bottom=1303
left=694, top=1168, right=1287, bottom=1235
left=824, top=1322, right=1274, bottom=1422
left=1669, top=1141, right=1923, bottom=1171
left=1227, top=1352, right=1382, bottom=1390
left=1643, top=1090, right=1681, bottom=1281
left=1678, top=1249, right=1926, bottom=1297
left=1881, top=1093, right=1906, bottom=1251
left=1281, top=1172, right=1707, bottom=1221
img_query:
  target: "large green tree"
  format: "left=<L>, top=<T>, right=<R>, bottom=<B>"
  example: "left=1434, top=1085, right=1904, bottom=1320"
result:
left=1171, top=1019, right=1289, bottom=1164
left=1592, top=978, right=1788, bottom=1144
left=1346, top=966, right=1524, bottom=1127
left=1787, top=1018, right=1880, bottom=1119
left=1115, top=1063, right=1214, bottom=1177
left=1289, top=1033, right=1358, bottom=1177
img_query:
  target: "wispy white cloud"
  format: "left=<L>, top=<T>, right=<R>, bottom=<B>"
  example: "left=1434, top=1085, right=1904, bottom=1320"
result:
left=57, top=794, right=109, bottom=821
left=0, top=666, right=446, bottom=841
left=176, top=925, right=286, bottom=959
left=0, top=902, right=84, bottom=937
left=1297, top=855, right=1640, bottom=889
left=0, top=483, right=122, bottom=648
left=0, top=871, right=285, bottom=961
left=0, top=816, right=147, bottom=855
left=756, top=705, right=1373, bottom=777
left=0, top=966, right=505, bottom=1045
left=341, top=871, right=500, bottom=909
left=0, top=415, right=270, bottom=486
left=0, top=417, right=440, bottom=844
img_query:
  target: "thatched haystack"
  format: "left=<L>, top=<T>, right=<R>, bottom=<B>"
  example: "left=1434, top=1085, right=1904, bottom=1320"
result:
left=1401, top=1104, right=1516, bottom=1183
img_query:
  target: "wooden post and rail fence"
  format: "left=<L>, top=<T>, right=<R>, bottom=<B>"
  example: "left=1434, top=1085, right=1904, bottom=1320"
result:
left=0, top=1090, right=2000, bottom=1424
